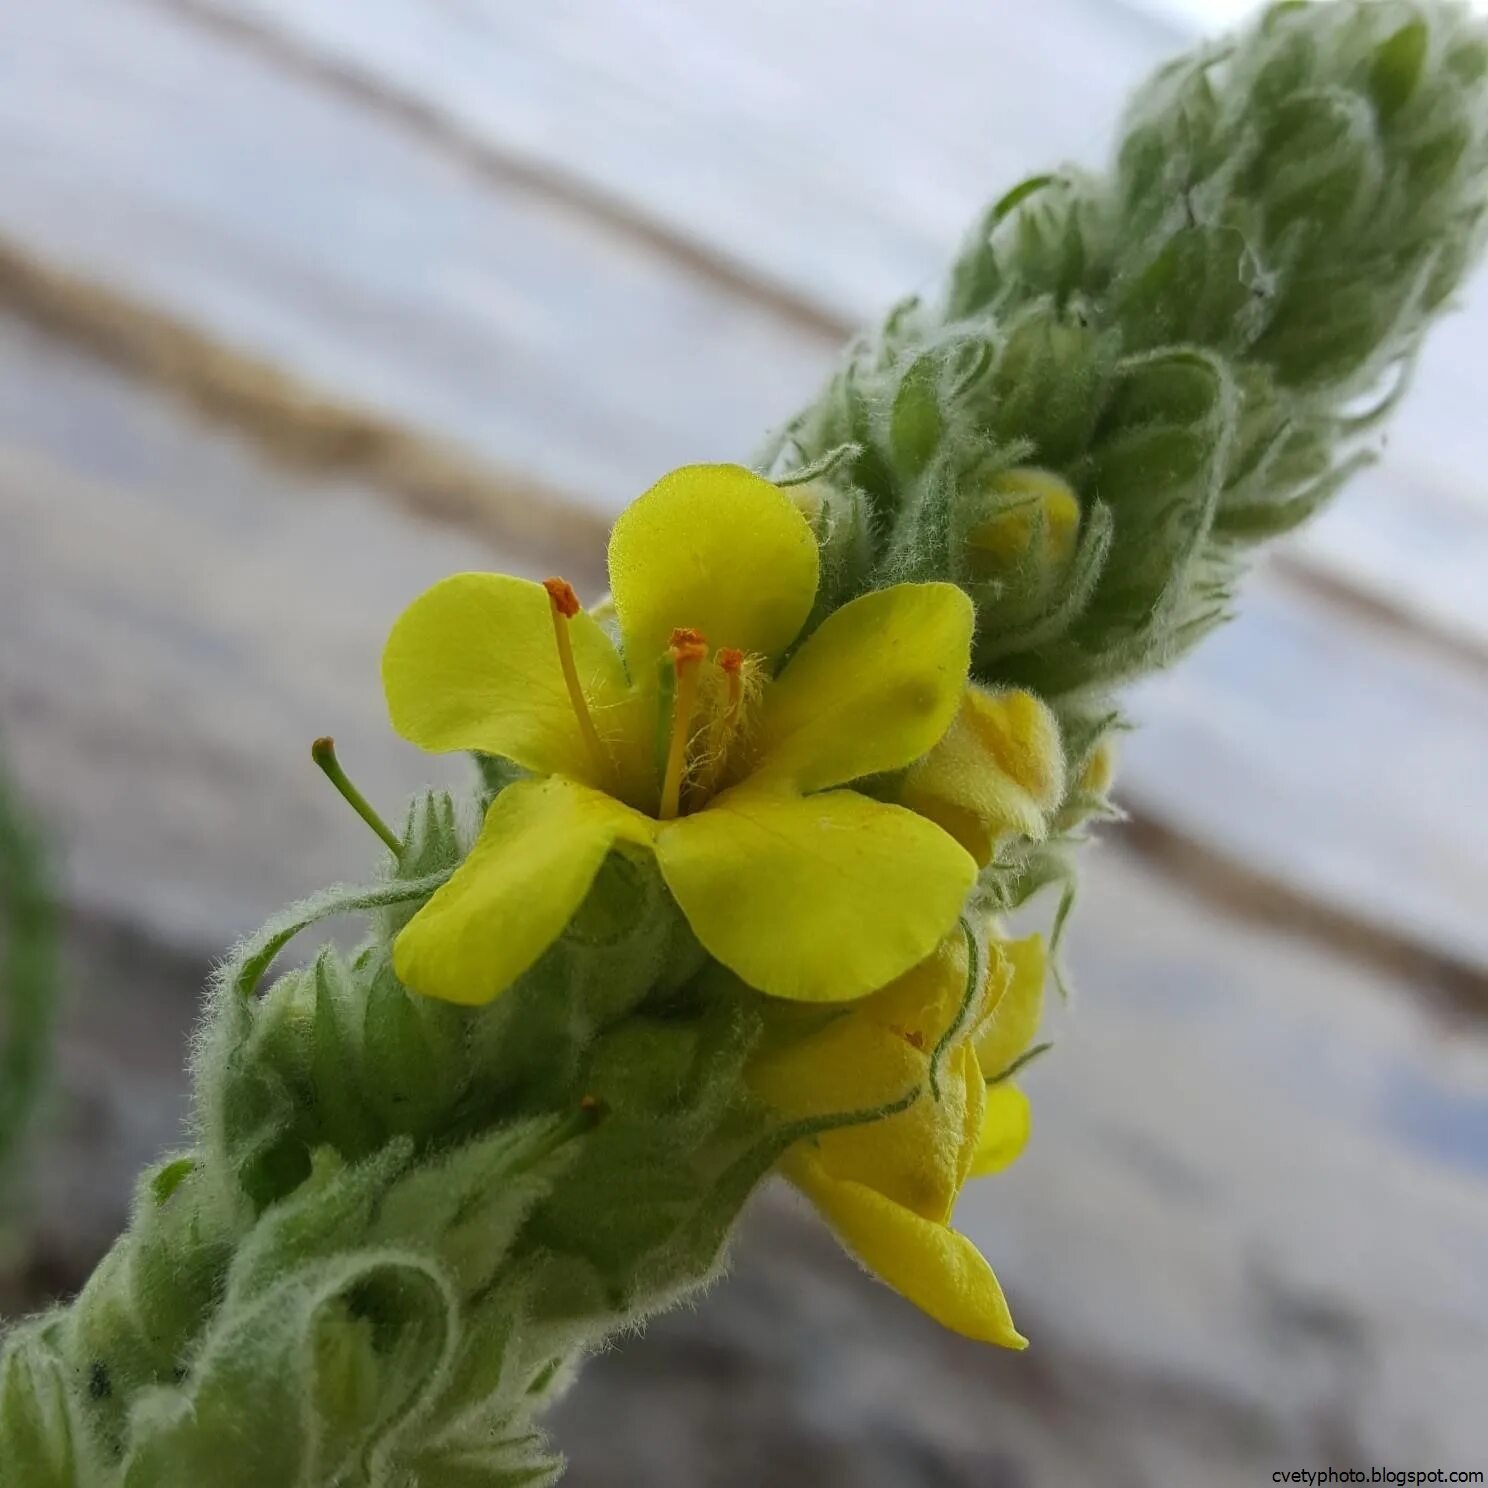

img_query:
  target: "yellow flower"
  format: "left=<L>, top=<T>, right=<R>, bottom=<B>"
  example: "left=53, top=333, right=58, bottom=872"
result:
left=898, top=686, right=1066, bottom=867
left=749, top=926, right=1047, bottom=1347
left=382, top=464, right=979, bottom=1006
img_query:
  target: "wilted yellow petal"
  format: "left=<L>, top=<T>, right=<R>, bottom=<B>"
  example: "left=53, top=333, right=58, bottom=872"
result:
left=790, top=1153, right=1026, bottom=1348
left=752, top=938, right=992, bottom=1219
left=899, top=687, right=1065, bottom=866
left=974, top=934, right=1046, bottom=1077
left=968, top=1083, right=1031, bottom=1178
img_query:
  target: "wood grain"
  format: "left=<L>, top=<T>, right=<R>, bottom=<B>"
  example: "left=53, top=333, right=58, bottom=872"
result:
left=0, top=313, right=563, bottom=950
left=0, top=0, right=835, bottom=516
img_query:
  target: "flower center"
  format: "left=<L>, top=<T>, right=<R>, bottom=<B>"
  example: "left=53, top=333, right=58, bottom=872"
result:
left=659, top=633, right=767, bottom=818
left=544, top=577, right=613, bottom=781
left=544, top=581, right=762, bottom=816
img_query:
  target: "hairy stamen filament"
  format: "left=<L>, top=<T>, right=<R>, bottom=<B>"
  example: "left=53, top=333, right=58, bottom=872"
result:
left=659, top=628, right=709, bottom=820
left=696, top=647, right=746, bottom=799
left=543, top=577, right=611, bottom=780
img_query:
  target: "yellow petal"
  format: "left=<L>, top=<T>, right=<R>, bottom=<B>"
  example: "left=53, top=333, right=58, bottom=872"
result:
left=655, top=788, right=975, bottom=1003
left=974, top=934, right=1046, bottom=1076
left=898, top=687, right=1065, bottom=866
left=607, top=464, right=819, bottom=667
left=750, top=583, right=974, bottom=793
left=751, top=940, right=989, bottom=1219
left=865, top=930, right=985, bottom=1052
left=749, top=1005, right=923, bottom=1126
left=791, top=1154, right=1026, bottom=1347
left=968, top=1082, right=1031, bottom=1178
left=393, top=777, right=651, bottom=1005
left=955, top=1042, right=988, bottom=1186
left=382, top=573, right=634, bottom=787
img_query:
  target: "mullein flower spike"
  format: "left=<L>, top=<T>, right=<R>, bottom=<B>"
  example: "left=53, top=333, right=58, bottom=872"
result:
left=5, top=7, right=1486, bottom=1482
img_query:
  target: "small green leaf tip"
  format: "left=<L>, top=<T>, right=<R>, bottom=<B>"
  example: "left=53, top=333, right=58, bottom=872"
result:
left=310, top=734, right=403, bottom=856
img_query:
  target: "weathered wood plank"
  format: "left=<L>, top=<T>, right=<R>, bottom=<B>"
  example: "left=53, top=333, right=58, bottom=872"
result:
left=185, top=0, right=1488, bottom=662
left=982, top=846, right=1488, bottom=1467
left=0, top=0, right=835, bottom=517
left=175, top=0, right=1159, bottom=322
left=1121, top=561, right=1488, bottom=972
left=0, top=312, right=562, bottom=950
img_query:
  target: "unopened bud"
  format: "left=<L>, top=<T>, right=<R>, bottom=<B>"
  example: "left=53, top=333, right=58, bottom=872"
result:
left=900, top=688, right=1066, bottom=868
left=961, top=467, right=1081, bottom=582
left=1055, top=736, right=1120, bottom=832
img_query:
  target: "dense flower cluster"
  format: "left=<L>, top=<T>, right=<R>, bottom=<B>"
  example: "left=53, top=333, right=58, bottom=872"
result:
left=384, top=462, right=1068, bottom=1338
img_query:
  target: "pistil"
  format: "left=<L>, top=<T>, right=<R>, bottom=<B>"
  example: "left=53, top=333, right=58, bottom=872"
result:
left=311, top=736, right=402, bottom=857
left=543, top=577, right=611, bottom=780
left=659, top=627, right=709, bottom=820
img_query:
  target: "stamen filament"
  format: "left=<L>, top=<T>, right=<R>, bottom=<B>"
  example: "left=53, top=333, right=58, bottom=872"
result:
left=659, top=628, right=708, bottom=820
left=311, top=737, right=403, bottom=856
left=697, top=647, right=745, bottom=798
left=543, top=577, right=610, bottom=779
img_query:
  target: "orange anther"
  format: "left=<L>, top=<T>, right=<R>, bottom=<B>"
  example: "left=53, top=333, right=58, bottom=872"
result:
left=543, top=577, right=581, bottom=618
left=668, top=627, right=709, bottom=664
left=717, top=647, right=744, bottom=674
left=544, top=576, right=609, bottom=779
left=659, top=630, right=709, bottom=820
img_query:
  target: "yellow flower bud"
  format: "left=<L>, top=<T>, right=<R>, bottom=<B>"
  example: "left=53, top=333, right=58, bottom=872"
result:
left=899, top=687, right=1066, bottom=867
left=1055, top=735, right=1120, bottom=832
left=1079, top=737, right=1117, bottom=796
left=962, top=467, right=1081, bottom=580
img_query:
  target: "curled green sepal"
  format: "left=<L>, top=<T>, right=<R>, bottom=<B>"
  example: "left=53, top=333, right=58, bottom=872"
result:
left=224, top=872, right=454, bottom=1000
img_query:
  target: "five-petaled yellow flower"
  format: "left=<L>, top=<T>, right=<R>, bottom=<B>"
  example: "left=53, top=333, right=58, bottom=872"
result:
left=382, top=464, right=981, bottom=1006
left=749, top=926, right=1046, bottom=1347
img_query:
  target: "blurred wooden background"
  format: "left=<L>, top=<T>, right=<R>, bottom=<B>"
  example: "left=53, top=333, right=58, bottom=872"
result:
left=1, top=1, right=1485, bottom=1483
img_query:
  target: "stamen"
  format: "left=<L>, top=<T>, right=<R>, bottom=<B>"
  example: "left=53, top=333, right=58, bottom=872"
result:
left=718, top=647, right=745, bottom=709
left=659, top=627, right=708, bottom=820
left=693, top=646, right=747, bottom=800
left=543, top=577, right=610, bottom=778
